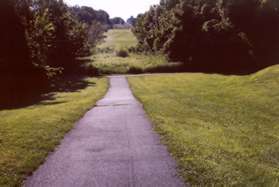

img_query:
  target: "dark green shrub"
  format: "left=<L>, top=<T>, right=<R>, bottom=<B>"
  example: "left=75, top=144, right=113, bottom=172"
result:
left=116, top=49, right=129, bottom=58
left=128, top=67, right=143, bottom=74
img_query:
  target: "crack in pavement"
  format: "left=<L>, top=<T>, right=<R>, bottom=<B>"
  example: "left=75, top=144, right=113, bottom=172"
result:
left=97, top=104, right=134, bottom=107
left=25, top=76, right=185, bottom=187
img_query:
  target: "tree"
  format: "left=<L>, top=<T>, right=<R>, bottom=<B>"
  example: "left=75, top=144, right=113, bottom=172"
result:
left=1, top=0, right=106, bottom=106
left=133, top=0, right=279, bottom=72
left=110, top=17, right=125, bottom=25
left=95, top=10, right=111, bottom=27
left=70, top=6, right=110, bottom=48
left=127, top=16, right=136, bottom=26
left=222, top=0, right=279, bottom=67
left=30, top=0, right=89, bottom=71
left=0, top=0, right=31, bottom=73
left=0, top=0, right=47, bottom=106
left=71, top=6, right=97, bottom=24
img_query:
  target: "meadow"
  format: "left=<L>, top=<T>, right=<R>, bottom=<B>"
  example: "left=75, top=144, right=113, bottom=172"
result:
left=92, top=29, right=168, bottom=74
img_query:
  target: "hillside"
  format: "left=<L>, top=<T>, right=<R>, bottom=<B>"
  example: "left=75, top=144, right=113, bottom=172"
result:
left=128, top=65, right=279, bottom=186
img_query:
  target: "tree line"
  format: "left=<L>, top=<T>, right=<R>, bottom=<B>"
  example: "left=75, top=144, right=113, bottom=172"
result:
left=0, top=0, right=111, bottom=106
left=133, top=0, right=279, bottom=73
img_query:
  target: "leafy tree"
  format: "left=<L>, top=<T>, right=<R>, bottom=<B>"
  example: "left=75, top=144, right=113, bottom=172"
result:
left=127, top=16, right=137, bottom=26
left=110, top=17, right=125, bottom=25
left=87, top=21, right=107, bottom=47
left=0, top=0, right=47, bottom=106
left=1, top=0, right=108, bottom=106
left=133, top=0, right=279, bottom=72
left=31, top=0, right=88, bottom=71
left=0, top=0, right=31, bottom=73
left=26, top=8, right=55, bottom=67
left=71, top=5, right=110, bottom=47
left=95, top=10, right=111, bottom=27
left=222, top=0, right=279, bottom=67
left=71, top=6, right=97, bottom=24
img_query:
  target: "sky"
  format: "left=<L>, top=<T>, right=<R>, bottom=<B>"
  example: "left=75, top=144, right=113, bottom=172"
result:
left=64, top=0, right=160, bottom=20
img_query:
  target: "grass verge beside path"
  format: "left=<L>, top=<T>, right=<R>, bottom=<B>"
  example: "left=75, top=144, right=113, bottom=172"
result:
left=0, top=77, right=108, bottom=186
left=128, top=65, right=279, bottom=186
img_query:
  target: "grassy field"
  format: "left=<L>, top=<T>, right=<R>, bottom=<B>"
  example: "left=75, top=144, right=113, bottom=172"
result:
left=0, top=77, right=108, bottom=186
left=98, top=29, right=137, bottom=50
left=128, top=65, right=279, bottom=186
left=92, top=29, right=168, bottom=74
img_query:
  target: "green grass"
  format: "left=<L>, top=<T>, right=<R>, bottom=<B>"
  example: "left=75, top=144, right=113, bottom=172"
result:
left=98, top=29, right=137, bottom=50
left=93, top=53, right=167, bottom=74
left=128, top=65, right=279, bottom=186
left=93, top=29, right=168, bottom=74
left=0, top=77, right=108, bottom=186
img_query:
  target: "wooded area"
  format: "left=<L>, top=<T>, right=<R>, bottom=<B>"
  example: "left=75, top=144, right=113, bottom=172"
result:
left=133, top=0, right=279, bottom=73
left=3, top=0, right=278, bottom=107
left=0, top=0, right=111, bottom=107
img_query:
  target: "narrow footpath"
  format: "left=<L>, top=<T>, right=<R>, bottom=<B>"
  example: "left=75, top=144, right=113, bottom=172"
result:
left=25, top=76, right=184, bottom=187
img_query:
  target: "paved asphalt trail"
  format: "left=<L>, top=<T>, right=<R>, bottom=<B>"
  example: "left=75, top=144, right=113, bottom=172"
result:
left=25, top=76, right=184, bottom=187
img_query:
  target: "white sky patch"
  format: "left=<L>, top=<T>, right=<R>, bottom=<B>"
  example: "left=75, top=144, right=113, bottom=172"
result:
left=64, top=0, right=160, bottom=20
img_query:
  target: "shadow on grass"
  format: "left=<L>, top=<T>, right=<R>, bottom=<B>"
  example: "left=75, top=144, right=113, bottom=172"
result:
left=127, top=62, right=275, bottom=75
left=0, top=59, right=99, bottom=110
left=0, top=77, right=97, bottom=110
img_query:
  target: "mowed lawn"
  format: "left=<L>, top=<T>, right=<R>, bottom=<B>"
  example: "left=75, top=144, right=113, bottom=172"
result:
left=93, top=29, right=168, bottom=74
left=128, top=65, right=279, bottom=186
left=0, top=78, right=108, bottom=186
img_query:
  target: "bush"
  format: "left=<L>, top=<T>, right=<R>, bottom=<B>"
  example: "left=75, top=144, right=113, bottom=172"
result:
left=83, top=64, right=99, bottom=76
left=128, top=67, right=143, bottom=74
left=116, top=49, right=129, bottom=58
left=97, top=47, right=114, bottom=54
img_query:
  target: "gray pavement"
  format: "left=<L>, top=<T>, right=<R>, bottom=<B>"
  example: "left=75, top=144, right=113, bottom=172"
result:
left=25, top=76, right=184, bottom=187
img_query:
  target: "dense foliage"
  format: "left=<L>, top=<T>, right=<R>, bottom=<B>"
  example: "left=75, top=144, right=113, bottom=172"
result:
left=110, top=17, right=125, bottom=25
left=133, top=0, right=279, bottom=73
left=0, top=0, right=48, bottom=106
left=70, top=6, right=111, bottom=47
left=0, top=0, right=109, bottom=106
left=127, top=16, right=137, bottom=26
left=71, top=6, right=110, bottom=25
